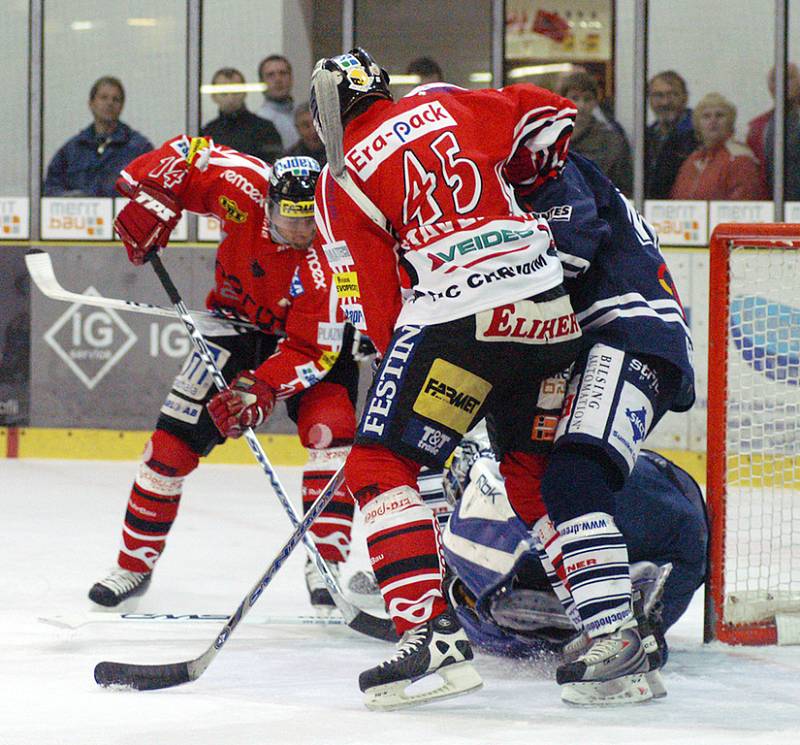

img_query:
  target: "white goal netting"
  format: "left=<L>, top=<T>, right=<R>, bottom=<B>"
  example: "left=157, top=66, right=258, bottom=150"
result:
left=720, top=242, right=800, bottom=630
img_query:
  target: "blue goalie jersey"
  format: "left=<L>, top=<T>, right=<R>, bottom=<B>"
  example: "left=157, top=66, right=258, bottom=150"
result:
left=523, top=153, right=695, bottom=411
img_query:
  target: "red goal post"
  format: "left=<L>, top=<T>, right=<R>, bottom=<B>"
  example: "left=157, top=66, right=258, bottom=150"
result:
left=705, top=223, right=800, bottom=645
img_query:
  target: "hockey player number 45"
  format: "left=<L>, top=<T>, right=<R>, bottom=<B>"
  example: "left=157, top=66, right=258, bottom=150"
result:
left=402, top=132, right=483, bottom=227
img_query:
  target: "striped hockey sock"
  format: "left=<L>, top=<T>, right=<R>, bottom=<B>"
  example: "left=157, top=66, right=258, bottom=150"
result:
left=301, top=446, right=353, bottom=563
left=363, top=485, right=448, bottom=635
left=557, top=511, right=633, bottom=637
left=532, top=515, right=582, bottom=630
left=117, top=430, right=198, bottom=573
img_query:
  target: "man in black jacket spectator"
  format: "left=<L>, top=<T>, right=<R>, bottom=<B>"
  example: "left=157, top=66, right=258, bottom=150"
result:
left=44, top=76, right=152, bottom=197
left=201, top=68, right=282, bottom=162
left=645, top=71, right=698, bottom=199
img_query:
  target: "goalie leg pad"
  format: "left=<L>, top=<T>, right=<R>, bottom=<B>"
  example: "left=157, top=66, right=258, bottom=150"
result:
left=117, top=429, right=198, bottom=573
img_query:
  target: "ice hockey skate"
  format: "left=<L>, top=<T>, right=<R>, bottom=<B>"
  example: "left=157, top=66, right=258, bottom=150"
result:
left=359, top=608, right=483, bottom=711
left=556, top=615, right=663, bottom=705
left=88, top=567, right=152, bottom=607
left=304, top=558, right=339, bottom=611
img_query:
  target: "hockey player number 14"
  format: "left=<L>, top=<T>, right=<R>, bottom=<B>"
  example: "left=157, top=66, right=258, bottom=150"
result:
left=402, top=132, right=483, bottom=227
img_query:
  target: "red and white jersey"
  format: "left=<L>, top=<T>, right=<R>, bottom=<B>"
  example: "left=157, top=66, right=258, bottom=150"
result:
left=314, top=84, right=576, bottom=354
left=120, top=135, right=346, bottom=399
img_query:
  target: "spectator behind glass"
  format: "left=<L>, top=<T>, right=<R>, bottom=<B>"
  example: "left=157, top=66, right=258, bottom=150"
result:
left=762, top=64, right=800, bottom=200
left=559, top=71, right=632, bottom=195
left=746, top=64, right=800, bottom=195
left=645, top=71, right=698, bottom=199
left=671, top=93, right=766, bottom=201
left=286, top=102, right=326, bottom=166
left=406, top=57, right=444, bottom=84
left=257, top=54, right=295, bottom=153
left=43, top=76, right=152, bottom=197
left=201, top=67, right=282, bottom=163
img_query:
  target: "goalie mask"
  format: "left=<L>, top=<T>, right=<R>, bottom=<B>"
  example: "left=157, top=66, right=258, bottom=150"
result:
left=310, top=48, right=392, bottom=176
left=267, top=156, right=320, bottom=249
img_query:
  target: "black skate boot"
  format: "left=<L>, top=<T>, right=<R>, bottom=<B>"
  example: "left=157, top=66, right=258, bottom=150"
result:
left=556, top=616, right=661, bottom=705
left=304, top=558, right=339, bottom=610
left=359, top=608, right=483, bottom=711
left=88, top=567, right=152, bottom=607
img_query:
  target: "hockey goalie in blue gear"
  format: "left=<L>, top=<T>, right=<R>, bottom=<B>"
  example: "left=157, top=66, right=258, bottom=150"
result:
left=440, top=423, right=707, bottom=663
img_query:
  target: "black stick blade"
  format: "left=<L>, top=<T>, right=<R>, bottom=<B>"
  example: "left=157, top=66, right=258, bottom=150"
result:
left=94, top=660, right=193, bottom=690
left=348, top=610, right=398, bottom=642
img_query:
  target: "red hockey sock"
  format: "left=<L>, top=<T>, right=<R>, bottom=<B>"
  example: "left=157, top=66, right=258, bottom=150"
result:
left=117, top=429, right=199, bottom=572
left=301, top=446, right=354, bottom=563
left=499, top=450, right=548, bottom=528
left=362, top=485, right=448, bottom=635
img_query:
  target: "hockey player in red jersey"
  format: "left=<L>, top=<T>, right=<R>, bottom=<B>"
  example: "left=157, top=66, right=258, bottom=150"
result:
left=89, top=137, right=359, bottom=611
left=306, top=49, right=582, bottom=709
left=298, top=49, right=644, bottom=709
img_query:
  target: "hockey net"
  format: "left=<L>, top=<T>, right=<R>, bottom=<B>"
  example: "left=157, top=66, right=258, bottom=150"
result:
left=705, top=224, right=800, bottom=645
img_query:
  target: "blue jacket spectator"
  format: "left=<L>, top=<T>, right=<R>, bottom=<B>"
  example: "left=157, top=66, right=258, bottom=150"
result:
left=645, top=71, right=698, bottom=198
left=44, top=76, right=152, bottom=198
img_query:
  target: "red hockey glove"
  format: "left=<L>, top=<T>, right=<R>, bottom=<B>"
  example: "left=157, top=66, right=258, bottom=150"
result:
left=207, top=371, right=276, bottom=439
left=114, top=179, right=182, bottom=265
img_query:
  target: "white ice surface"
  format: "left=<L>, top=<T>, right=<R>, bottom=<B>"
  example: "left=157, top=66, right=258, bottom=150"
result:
left=2, top=458, right=800, bottom=745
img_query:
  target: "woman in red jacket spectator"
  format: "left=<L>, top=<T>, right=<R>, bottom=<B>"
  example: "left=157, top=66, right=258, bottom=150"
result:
left=671, top=93, right=767, bottom=200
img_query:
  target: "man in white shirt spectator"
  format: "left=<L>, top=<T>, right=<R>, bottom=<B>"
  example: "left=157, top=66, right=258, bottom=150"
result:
left=257, top=54, right=296, bottom=153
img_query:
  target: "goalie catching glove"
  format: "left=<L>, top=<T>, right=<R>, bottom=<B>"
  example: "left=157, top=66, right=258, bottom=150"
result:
left=114, top=179, right=182, bottom=265
left=207, top=371, right=276, bottom=439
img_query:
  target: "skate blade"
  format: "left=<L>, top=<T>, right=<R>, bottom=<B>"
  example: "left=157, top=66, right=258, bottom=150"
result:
left=561, top=672, right=655, bottom=706
left=364, top=662, right=483, bottom=711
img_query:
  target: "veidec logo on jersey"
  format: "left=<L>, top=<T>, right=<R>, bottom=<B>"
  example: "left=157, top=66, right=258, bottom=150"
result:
left=426, top=226, right=539, bottom=270
left=346, top=101, right=456, bottom=180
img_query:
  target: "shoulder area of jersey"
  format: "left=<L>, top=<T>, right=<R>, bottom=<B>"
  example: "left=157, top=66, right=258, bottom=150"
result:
left=161, top=135, right=215, bottom=170
left=403, top=82, right=468, bottom=98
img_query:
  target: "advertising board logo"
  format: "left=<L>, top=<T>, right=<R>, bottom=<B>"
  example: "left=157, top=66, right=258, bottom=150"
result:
left=731, top=296, right=800, bottom=385
left=0, top=198, right=27, bottom=237
left=43, top=288, right=137, bottom=389
left=45, top=200, right=108, bottom=237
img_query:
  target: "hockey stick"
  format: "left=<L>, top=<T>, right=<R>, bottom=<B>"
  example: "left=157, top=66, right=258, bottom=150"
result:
left=25, top=249, right=259, bottom=336
left=147, top=253, right=396, bottom=642
left=94, top=467, right=343, bottom=690
left=40, top=612, right=347, bottom=631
